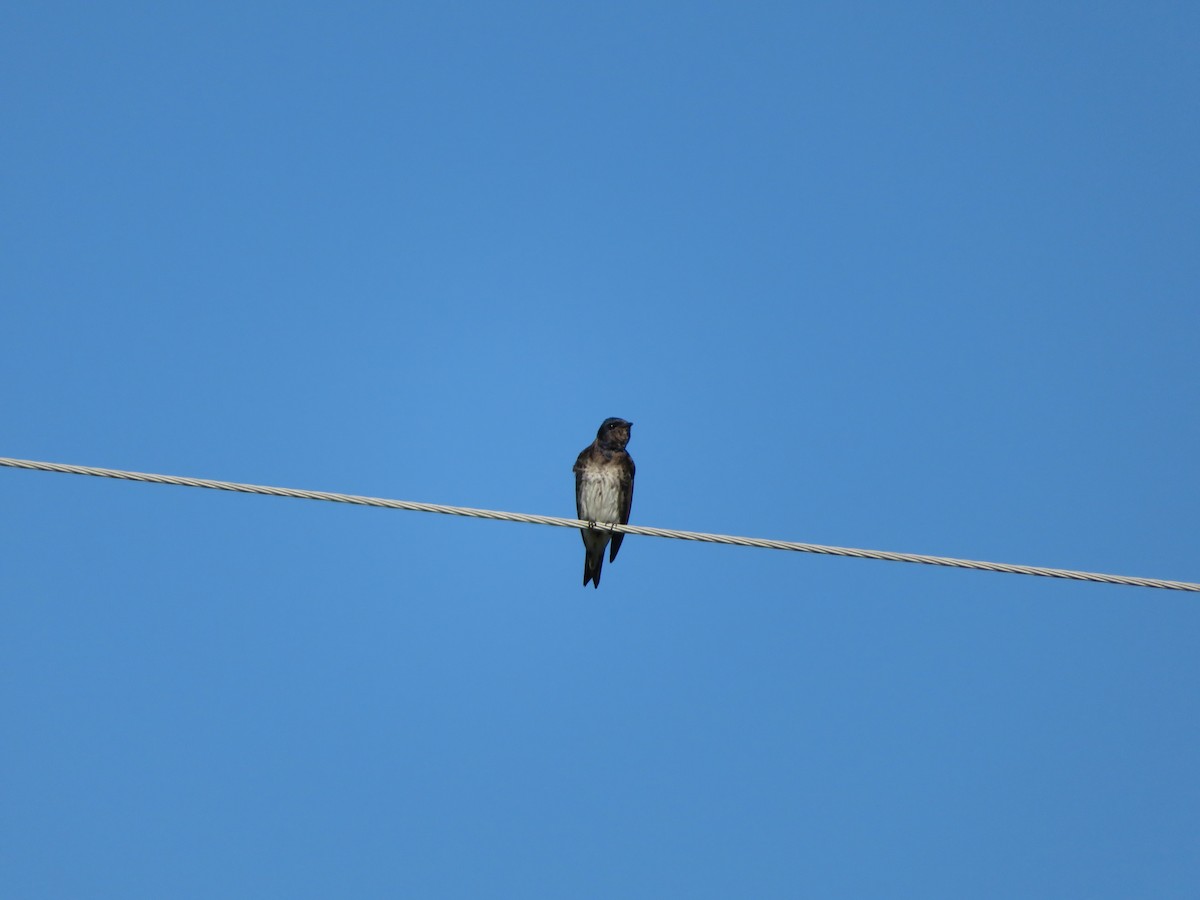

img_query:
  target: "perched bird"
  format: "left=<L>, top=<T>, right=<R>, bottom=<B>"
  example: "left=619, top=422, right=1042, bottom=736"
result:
left=573, top=417, right=635, bottom=588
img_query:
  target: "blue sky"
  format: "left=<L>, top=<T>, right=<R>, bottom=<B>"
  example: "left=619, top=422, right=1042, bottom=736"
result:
left=2, top=2, right=1198, bottom=897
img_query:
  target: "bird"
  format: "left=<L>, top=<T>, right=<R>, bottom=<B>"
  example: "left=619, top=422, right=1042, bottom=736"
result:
left=573, top=417, right=635, bottom=588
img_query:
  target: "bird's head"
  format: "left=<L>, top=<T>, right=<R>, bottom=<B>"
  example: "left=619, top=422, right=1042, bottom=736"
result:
left=596, top=417, right=632, bottom=450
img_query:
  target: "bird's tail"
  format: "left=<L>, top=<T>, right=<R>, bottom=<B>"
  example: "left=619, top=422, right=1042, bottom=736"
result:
left=583, top=546, right=604, bottom=589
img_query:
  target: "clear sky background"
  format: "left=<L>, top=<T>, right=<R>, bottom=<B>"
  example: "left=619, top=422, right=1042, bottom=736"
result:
left=2, top=3, right=1198, bottom=897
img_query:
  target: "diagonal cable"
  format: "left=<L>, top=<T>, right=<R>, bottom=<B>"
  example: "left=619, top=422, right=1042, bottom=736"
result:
left=1, top=456, right=1196, bottom=592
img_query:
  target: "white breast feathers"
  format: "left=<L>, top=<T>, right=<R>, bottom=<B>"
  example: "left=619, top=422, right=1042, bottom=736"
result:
left=578, top=467, right=623, bottom=524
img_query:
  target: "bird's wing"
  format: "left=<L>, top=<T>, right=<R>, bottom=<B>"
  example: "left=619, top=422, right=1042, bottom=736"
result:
left=609, top=454, right=635, bottom=562
left=572, top=446, right=590, bottom=519
left=619, top=456, right=635, bottom=525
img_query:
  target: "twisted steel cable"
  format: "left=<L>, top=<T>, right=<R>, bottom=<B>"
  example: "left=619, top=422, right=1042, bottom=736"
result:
left=2, top=456, right=1195, bottom=592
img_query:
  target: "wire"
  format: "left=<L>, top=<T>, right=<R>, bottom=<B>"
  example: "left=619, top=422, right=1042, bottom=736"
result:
left=1, top=455, right=1196, bottom=592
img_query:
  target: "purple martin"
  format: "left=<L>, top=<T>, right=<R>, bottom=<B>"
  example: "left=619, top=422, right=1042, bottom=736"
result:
left=573, top=417, right=635, bottom=588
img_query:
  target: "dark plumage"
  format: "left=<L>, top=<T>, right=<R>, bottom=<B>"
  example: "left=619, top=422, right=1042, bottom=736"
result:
left=573, top=418, right=635, bottom=588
